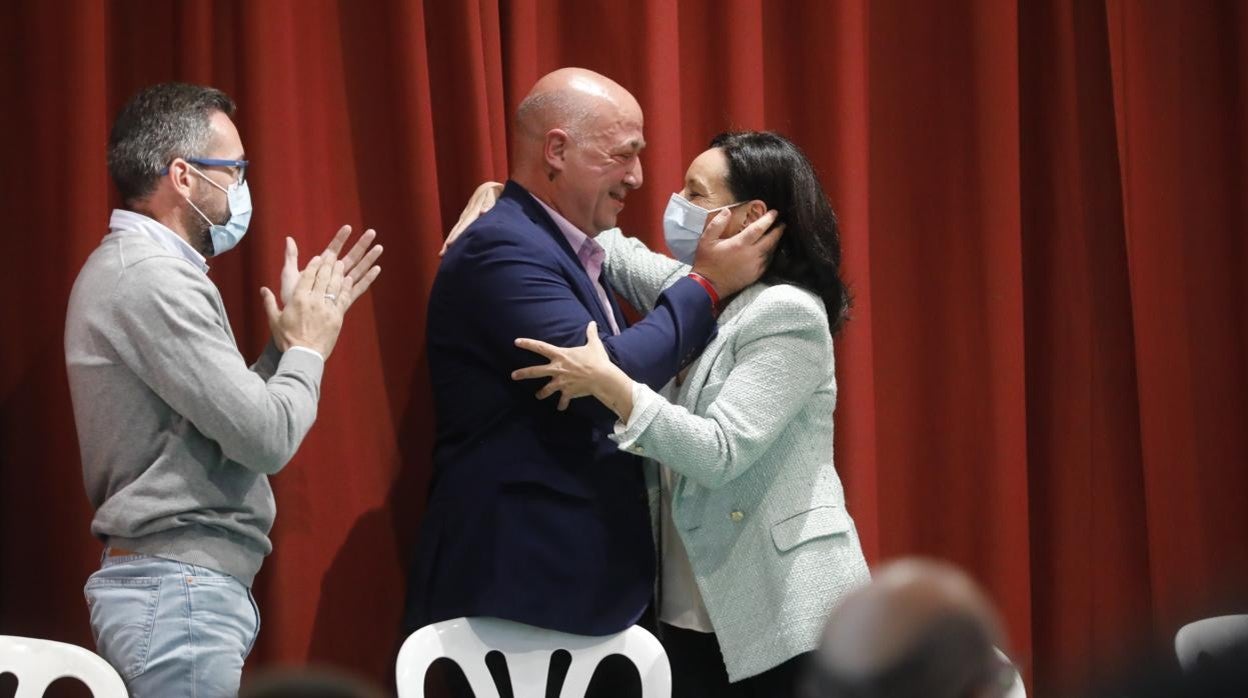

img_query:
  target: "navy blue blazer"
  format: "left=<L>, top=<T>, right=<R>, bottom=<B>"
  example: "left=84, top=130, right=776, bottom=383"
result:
left=405, top=181, right=718, bottom=636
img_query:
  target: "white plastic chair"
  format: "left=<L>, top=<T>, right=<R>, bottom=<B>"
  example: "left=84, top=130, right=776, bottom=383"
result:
left=996, top=648, right=1026, bottom=697
left=1175, top=614, right=1248, bottom=673
left=396, top=617, right=671, bottom=698
left=0, top=635, right=127, bottom=698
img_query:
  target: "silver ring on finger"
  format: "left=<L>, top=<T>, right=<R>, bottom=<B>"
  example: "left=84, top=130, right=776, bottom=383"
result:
left=323, top=293, right=337, bottom=301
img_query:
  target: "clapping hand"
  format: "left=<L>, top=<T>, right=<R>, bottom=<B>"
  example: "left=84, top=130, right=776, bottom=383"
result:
left=260, top=225, right=383, bottom=359
left=277, top=226, right=383, bottom=310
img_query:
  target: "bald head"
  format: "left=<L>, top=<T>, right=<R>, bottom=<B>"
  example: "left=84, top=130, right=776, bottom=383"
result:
left=514, top=68, right=640, bottom=143
left=510, top=68, right=645, bottom=235
left=806, top=558, right=1012, bottom=698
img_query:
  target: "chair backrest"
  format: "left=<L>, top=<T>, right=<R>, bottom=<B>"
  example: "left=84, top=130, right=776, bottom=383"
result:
left=996, top=648, right=1027, bottom=698
left=1175, top=614, right=1248, bottom=673
left=0, top=635, right=127, bottom=698
left=396, top=617, right=671, bottom=698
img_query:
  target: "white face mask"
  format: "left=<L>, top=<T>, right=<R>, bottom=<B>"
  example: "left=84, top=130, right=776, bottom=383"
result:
left=184, top=165, right=253, bottom=256
left=662, top=193, right=745, bottom=264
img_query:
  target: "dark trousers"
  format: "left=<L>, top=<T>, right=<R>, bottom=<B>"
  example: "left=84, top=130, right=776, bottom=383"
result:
left=659, top=622, right=810, bottom=698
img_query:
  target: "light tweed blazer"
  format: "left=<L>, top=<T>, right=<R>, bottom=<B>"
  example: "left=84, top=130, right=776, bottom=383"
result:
left=598, top=228, right=871, bottom=681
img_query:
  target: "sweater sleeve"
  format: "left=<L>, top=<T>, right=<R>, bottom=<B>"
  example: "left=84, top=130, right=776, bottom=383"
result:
left=597, top=228, right=689, bottom=314
left=610, top=289, right=832, bottom=489
left=111, top=258, right=324, bottom=475
left=249, top=339, right=283, bottom=379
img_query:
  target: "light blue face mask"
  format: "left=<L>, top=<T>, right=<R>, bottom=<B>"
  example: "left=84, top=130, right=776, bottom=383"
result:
left=185, top=165, right=253, bottom=256
left=662, top=192, right=745, bottom=264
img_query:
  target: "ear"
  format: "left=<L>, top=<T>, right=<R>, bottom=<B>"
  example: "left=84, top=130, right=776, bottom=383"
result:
left=167, top=158, right=196, bottom=198
left=743, top=200, right=767, bottom=225
left=543, top=128, right=571, bottom=179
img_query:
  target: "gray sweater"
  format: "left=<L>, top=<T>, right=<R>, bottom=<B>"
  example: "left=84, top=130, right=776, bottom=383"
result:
left=65, top=212, right=323, bottom=586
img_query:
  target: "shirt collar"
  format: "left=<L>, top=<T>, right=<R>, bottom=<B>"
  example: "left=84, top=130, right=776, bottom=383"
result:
left=109, top=208, right=210, bottom=273
left=527, top=192, right=620, bottom=334
left=529, top=194, right=604, bottom=261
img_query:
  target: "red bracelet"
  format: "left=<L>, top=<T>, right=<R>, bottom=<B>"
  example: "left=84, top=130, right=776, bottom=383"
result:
left=687, top=272, right=723, bottom=316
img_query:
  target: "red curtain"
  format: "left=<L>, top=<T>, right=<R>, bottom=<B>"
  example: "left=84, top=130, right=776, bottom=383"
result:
left=2, top=1, right=1245, bottom=695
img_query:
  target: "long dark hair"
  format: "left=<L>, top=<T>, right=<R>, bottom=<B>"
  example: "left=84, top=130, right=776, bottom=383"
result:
left=710, top=131, right=851, bottom=333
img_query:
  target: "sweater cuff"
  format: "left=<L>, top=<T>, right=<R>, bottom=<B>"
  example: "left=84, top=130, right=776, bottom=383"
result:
left=275, top=345, right=325, bottom=386
left=286, top=345, right=325, bottom=363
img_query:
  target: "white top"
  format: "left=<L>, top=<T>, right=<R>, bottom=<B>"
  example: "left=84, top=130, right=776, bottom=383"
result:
left=659, top=464, right=715, bottom=631
left=623, top=382, right=715, bottom=632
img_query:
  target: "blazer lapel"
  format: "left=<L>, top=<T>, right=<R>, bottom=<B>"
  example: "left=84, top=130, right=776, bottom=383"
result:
left=503, top=180, right=622, bottom=333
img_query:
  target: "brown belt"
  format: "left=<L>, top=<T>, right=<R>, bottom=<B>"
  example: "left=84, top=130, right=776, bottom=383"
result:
left=106, top=546, right=141, bottom=558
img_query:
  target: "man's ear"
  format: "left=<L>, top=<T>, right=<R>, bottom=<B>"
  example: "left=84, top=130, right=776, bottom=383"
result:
left=544, top=129, right=571, bottom=180
left=167, top=158, right=196, bottom=198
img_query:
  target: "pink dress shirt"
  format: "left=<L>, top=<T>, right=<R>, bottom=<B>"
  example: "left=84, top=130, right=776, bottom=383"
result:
left=530, top=195, right=622, bottom=335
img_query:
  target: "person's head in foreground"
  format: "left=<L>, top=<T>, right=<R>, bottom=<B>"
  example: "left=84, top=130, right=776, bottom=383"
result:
left=666, top=130, right=850, bottom=331
left=802, top=557, right=1019, bottom=698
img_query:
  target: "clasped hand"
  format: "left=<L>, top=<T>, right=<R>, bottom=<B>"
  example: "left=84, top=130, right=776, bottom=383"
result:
left=511, top=321, right=632, bottom=415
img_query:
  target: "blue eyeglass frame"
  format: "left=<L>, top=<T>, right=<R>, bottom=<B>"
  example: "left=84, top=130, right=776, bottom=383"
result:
left=161, top=157, right=250, bottom=184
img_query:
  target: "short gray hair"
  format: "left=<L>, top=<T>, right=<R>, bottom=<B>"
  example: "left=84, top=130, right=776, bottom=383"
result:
left=107, top=82, right=236, bottom=205
left=514, top=88, right=596, bottom=141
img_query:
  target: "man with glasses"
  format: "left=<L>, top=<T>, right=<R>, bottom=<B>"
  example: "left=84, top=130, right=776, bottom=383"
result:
left=65, top=82, right=382, bottom=697
left=176, top=154, right=252, bottom=255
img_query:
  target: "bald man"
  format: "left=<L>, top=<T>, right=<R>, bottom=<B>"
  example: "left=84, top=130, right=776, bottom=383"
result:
left=404, top=68, right=779, bottom=676
left=802, top=558, right=1021, bottom=698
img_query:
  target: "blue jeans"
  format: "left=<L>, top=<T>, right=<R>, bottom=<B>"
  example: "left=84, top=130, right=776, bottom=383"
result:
left=84, top=551, right=260, bottom=698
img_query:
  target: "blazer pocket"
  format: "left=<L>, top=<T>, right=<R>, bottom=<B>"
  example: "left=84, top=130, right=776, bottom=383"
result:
left=771, top=506, right=852, bottom=553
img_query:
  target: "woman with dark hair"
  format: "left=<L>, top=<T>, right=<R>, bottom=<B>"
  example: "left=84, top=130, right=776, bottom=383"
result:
left=506, top=131, right=871, bottom=696
left=670, top=131, right=851, bottom=332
